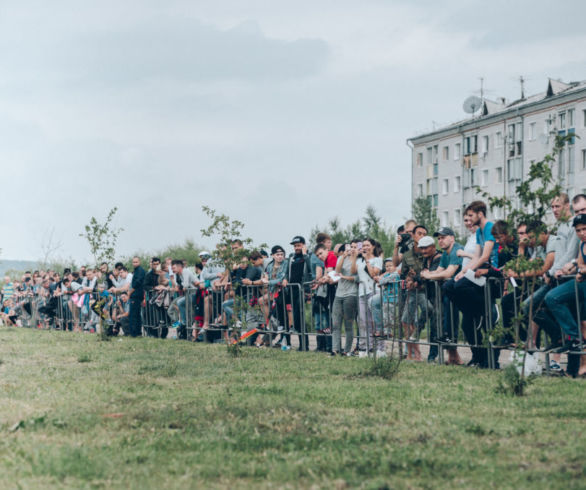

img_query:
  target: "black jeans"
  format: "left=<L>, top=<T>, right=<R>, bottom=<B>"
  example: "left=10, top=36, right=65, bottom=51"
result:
left=446, top=278, right=488, bottom=366
left=129, top=296, right=142, bottom=337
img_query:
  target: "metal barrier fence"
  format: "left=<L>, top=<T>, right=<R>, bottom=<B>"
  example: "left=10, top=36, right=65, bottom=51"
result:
left=3, top=274, right=585, bottom=373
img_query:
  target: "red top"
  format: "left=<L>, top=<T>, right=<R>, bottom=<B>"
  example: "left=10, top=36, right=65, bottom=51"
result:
left=324, top=251, right=337, bottom=269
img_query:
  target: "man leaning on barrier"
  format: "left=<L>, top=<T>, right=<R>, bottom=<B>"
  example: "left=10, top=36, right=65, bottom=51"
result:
left=400, top=225, right=429, bottom=361
left=417, top=235, right=443, bottom=362
left=547, top=214, right=586, bottom=356
left=446, top=201, right=498, bottom=368
left=421, top=227, right=464, bottom=365
left=540, top=195, right=586, bottom=360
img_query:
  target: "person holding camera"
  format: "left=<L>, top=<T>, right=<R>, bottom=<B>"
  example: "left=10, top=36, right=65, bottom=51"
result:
left=392, top=219, right=416, bottom=268
left=331, top=242, right=359, bottom=355
left=399, top=225, right=429, bottom=361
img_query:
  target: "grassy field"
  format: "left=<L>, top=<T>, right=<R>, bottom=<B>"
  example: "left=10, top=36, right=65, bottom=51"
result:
left=1, top=327, right=585, bottom=489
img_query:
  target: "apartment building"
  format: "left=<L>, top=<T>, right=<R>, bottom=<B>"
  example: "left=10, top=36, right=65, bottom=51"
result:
left=408, top=78, right=586, bottom=233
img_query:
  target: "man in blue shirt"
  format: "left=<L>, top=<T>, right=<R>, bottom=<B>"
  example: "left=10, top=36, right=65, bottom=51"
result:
left=447, top=201, right=497, bottom=368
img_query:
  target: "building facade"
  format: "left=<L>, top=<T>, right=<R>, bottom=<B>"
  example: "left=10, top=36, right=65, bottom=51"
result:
left=408, top=78, right=586, bottom=233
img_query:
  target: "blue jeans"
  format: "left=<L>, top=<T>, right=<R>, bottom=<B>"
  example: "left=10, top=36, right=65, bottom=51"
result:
left=544, top=279, right=586, bottom=339
left=222, top=299, right=235, bottom=323
left=176, top=296, right=186, bottom=325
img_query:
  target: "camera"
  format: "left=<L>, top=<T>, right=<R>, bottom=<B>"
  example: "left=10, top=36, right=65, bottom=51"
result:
left=399, top=234, right=412, bottom=254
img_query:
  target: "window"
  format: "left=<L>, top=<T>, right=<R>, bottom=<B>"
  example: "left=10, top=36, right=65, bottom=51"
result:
left=454, top=209, right=461, bottom=227
left=507, top=158, right=522, bottom=196
left=426, top=179, right=431, bottom=195
left=481, top=169, right=489, bottom=187
left=433, top=194, right=438, bottom=207
left=481, top=135, right=489, bottom=155
left=427, top=147, right=432, bottom=164
left=583, top=109, right=586, bottom=128
left=495, top=167, right=503, bottom=184
left=417, top=152, right=423, bottom=167
left=464, top=168, right=475, bottom=188
left=568, top=109, right=574, bottom=127
left=529, top=122, right=536, bottom=141
left=568, top=146, right=575, bottom=174
left=508, top=158, right=523, bottom=181
left=433, top=145, right=438, bottom=163
left=507, top=124, right=515, bottom=144
left=454, top=176, right=461, bottom=193
left=464, top=135, right=478, bottom=155
left=495, top=131, right=503, bottom=148
left=454, top=143, right=461, bottom=160
left=558, top=149, right=565, bottom=181
left=417, top=183, right=423, bottom=197
left=431, top=178, right=438, bottom=194
left=442, top=178, right=449, bottom=195
left=433, top=163, right=438, bottom=176
left=441, top=211, right=449, bottom=227
left=559, top=111, right=566, bottom=129
left=442, top=146, right=449, bottom=160
left=582, top=149, right=586, bottom=170
left=569, top=128, right=576, bottom=145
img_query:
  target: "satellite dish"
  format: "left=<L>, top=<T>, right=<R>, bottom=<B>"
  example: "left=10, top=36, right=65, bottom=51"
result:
left=463, top=95, right=482, bottom=114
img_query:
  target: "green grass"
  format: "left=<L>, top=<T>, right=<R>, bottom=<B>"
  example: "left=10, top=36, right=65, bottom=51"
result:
left=1, top=327, right=585, bottom=489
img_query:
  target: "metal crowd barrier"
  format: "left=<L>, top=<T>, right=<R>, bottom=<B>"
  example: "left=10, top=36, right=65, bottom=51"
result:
left=3, top=271, right=585, bottom=375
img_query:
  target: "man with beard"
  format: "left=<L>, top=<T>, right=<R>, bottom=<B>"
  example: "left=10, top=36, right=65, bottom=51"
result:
left=286, top=236, right=313, bottom=351
left=448, top=201, right=497, bottom=368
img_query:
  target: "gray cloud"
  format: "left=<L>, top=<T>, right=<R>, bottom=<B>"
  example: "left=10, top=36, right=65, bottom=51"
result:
left=0, top=17, right=329, bottom=87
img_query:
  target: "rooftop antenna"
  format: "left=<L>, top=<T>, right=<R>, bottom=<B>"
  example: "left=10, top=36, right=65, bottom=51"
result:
left=479, top=77, right=484, bottom=104
left=519, top=75, right=525, bottom=99
left=463, top=95, right=482, bottom=117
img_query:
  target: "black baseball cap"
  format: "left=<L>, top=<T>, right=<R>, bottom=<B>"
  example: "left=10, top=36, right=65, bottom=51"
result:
left=271, top=245, right=285, bottom=255
left=433, top=227, right=455, bottom=237
left=290, top=236, right=306, bottom=245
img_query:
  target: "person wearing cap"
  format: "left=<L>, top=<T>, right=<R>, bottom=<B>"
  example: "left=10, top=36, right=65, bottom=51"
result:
left=400, top=225, right=429, bottom=361
left=412, top=236, right=442, bottom=361
left=421, top=227, right=464, bottom=365
left=546, top=213, right=586, bottom=356
left=261, top=245, right=290, bottom=347
left=370, top=258, right=400, bottom=340
left=286, top=236, right=312, bottom=351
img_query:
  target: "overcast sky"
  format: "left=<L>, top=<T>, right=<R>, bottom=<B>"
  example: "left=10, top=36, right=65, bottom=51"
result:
left=2, top=0, right=586, bottom=263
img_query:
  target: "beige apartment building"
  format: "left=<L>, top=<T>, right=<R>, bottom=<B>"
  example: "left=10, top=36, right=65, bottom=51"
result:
left=408, top=78, right=586, bottom=233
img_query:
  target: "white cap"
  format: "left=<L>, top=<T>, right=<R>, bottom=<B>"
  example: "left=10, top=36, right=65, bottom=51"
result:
left=417, top=236, right=435, bottom=248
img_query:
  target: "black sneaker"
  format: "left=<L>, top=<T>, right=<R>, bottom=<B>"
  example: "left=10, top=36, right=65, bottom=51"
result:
left=553, top=339, right=582, bottom=353
left=438, top=335, right=454, bottom=344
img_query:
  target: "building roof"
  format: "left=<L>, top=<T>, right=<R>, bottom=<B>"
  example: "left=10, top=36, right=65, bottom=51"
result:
left=409, top=78, right=586, bottom=144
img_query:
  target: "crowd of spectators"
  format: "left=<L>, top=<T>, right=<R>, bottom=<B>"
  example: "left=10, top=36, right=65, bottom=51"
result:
left=2, top=193, right=586, bottom=376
